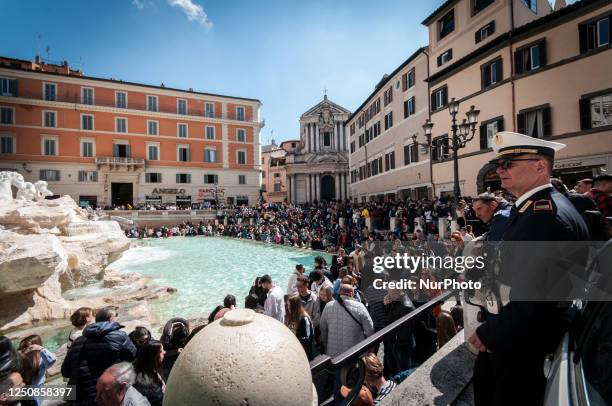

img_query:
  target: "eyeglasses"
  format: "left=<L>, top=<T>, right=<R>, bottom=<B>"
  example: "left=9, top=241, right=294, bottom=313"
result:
left=495, top=158, right=541, bottom=169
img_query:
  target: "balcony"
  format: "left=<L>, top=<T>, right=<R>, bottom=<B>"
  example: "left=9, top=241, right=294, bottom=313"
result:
left=96, top=156, right=145, bottom=172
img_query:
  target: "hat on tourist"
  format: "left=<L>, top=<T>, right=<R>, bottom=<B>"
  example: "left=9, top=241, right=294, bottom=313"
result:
left=488, top=131, right=565, bottom=164
left=340, top=385, right=374, bottom=406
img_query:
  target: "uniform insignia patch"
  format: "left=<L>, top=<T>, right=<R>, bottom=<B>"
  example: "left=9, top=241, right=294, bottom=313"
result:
left=533, top=199, right=553, bottom=212
left=518, top=200, right=532, bottom=213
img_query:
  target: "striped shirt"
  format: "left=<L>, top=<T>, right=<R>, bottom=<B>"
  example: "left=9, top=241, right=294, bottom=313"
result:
left=374, top=380, right=397, bottom=405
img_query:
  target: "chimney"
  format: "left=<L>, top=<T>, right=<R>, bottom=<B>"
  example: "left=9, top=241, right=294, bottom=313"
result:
left=35, top=55, right=41, bottom=64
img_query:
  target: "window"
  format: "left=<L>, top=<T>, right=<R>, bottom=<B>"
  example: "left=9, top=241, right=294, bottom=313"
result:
left=147, top=95, right=158, bottom=112
left=116, top=118, right=127, bottom=133
left=475, top=21, right=495, bottom=43
left=43, top=138, right=58, bottom=156
left=384, top=112, right=393, bottom=130
left=81, top=140, right=95, bottom=157
left=408, top=69, right=415, bottom=88
left=517, top=105, right=551, bottom=139
left=43, top=111, right=57, bottom=128
left=205, top=103, right=215, bottom=118
left=176, top=173, right=191, bottom=184
left=403, top=97, right=415, bottom=118
left=81, top=87, right=94, bottom=105
left=178, top=123, right=188, bottom=138
left=350, top=141, right=355, bottom=153
left=479, top=117, right=504, bottom=149
left=482, top=58, right=503, bottom=89
left=262, top=171, right=266, bottom=178
left=236, top=106, right=245, bottom=121
left=473, top=0, right=494, bottom=14
left=384, top=87, right=393, bottom=106
left=78, top=170, right=98, bottom=182
left=238, top=175, right=246, bottom=185
left=384, top=151, right=396, bottom=171
left=236, top=128, right=246, bottom=142
left=81, top=114, right=94, bottom=130
left=113, top=143, right=130, bottom=158
left=431, top=86, right=448, bottom=111
left=401, top=70, right=415, bottom=91
left=521, top=0, right=537, bottom=13
left=237, top=150, right=247, bottom=165
left=437, top=49, right=453, bottom=66
left=580, top=16, right=611, bottom=53
left=580, top=91, right=612, bottom=129
left=323, top=132, right=331, bottom=147
left=404, top=142, right=419, bottom=165
left=39, top=169, right=60, bottom=181
left=1, top=107, right=14, bottom=124
left=116, top=92, right=127, bottom=108
left=204, top=174, right=218, bottom=184
left=178, top=146, right=190, bottom=162
left=1, top=78, right=17, bottom=96
left=274, top=183, right=281, bottom=192
left=206, top=126, right=215, bottom=140
left=177, top=99, right=187, bottom=115
left=439, top=9, right=455, bottom=39
left=43, top=83, right=56, bottom=101
left=145, top=173, right=162, bottom=183
left=147, top=144, right=159, bottom=160
left=514, top=40, right=546, bottom=74
left=431, top=136, right=449, bottom=161
left=204, top=148, right=217, bottom=163
left=1, top=135, right=15, bottom=154
left=148, top=120, right=158, bottom=135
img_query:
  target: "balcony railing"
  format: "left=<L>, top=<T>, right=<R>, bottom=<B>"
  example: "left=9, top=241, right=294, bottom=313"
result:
left=0, top=91, right=261, bottom=124
left=96, top=157, right=145, bottom=165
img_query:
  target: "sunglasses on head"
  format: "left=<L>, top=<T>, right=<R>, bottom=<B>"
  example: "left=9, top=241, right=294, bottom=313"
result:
left=495, top=158, right=541, bottom=169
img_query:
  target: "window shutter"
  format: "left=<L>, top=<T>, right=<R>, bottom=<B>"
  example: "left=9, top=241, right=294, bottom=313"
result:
left=112, top=144, right=118, bottom=157
left=385, top=154, right=390, bottom=171
left=11, top=80, right=17, bottom=97
left=412, top=144, right=418, bottom=162
left=176, top=174, right=180, bottom=183
left=482, top=64, right=490, bottom=88
left=432, top=140, right=438, bottom=161
left=437, top=54, right=442, bottom=67
left=410, top=97, right=415, bottom=114
left=78, top=171, right=84, bottom=182
left=475, top=29, right=482, bottom=43
left=479, top=123, right=487, bottom=150
left=542, top=106, right=552, bottom=137
left=442, top=88, right=448, bottom=106
left=93, top=172, right=98, bottom=182
left=448, top=49, right=453, bottom=60
left=404, top=145, right=410, bottom=165
left=579, top=98, right=591, bottom=130
left=126, top=144, right=131, bottom=157
left=431, top=92, right=436, bottom=110
left=495, top=59, right=503, bottom=82
left=404, top=100, right=409, bottom=118
left=514, top=49, right=523, bottom=75
left=578, top=24, right=588, bottom=54
left=489, top=21, right=495, bottom=35
left=187, top=174, right=191, bottom=183
left=497, top=117, right=504, bottom=132
left=517, top=113, right=525, bottom=134
left=538, top=41, right=547, bottom=67
left=56, top=171, right=61, bottom=181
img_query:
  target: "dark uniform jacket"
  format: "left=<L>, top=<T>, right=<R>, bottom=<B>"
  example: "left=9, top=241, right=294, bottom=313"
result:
left=475, top=187, right=589, bottom=405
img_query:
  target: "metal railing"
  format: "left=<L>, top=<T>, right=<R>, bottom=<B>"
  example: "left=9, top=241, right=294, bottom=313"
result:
left=95, top=157, right=145, bottom=165
left=310, top=290, right=455, bottom=405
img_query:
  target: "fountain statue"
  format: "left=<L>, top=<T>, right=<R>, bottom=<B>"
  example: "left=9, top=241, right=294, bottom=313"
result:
left=164, top=309, right=317, bottom=406
left=0, top=171, right=131, bottom=332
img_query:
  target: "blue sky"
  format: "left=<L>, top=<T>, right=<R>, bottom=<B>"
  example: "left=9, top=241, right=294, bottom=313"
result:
left=4, top=0, right=451, bottom=143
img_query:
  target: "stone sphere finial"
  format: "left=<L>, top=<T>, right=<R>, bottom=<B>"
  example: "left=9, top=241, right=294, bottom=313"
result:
left=164, top=309, right=317, bottom=406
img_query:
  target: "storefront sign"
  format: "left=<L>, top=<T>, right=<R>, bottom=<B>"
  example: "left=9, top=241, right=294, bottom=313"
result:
left=176, top=196, right=192, bottom=203
left=152, top=188, right=186, bottom=195
left=197, top=188, right=225, bottom=197
left=553, top=161, right=584, bottom=170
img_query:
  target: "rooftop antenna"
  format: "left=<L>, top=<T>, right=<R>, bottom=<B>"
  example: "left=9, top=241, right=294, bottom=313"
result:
left=78, top=56, right=83, bottom=72
left=36, top=34, right=43, bottom=60
left=45, top=45, right=51, bottom=61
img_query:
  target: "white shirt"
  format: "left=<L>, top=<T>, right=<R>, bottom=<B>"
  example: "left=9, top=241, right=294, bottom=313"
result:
left=264, top=285, right=285, bottom=322
left=514, top=183, right=553, bottom=208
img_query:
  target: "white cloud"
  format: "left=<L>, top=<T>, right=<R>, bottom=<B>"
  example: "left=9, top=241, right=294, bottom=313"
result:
left=167, top=0, right=212, bottom=27
left=132, top=0, right=145, bottom=9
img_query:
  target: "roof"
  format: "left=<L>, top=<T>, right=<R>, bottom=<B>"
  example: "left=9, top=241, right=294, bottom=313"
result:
left=421, top=0, right=459, bottom=26
left=0, top=56, right=262, bottom=104
left=280, top=140, right=301, bottom=146
left=346, top=46, right=427, bottom=123
left=300, top=95, right=351, bottom=118
left=426, top=0, right=604, bottom=84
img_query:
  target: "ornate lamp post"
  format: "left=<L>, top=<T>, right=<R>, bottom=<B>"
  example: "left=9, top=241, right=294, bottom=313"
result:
left=420, top=99, right=480, bottom=226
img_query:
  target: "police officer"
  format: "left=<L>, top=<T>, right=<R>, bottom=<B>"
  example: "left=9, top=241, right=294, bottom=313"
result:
left=469, top=131, right=590, bottom=406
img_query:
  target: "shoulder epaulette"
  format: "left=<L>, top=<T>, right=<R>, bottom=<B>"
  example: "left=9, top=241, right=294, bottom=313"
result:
left=518, top=200, right=533, bottom=214
left=533, top=199, right=553, bottom=212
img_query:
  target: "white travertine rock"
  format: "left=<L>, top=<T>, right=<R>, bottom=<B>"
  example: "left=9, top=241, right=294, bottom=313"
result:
left=164, top=309, right=317, bottom=406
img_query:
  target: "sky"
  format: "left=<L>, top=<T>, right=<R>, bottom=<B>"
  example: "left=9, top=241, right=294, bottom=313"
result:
left=4, top=0, right=454, bottom=143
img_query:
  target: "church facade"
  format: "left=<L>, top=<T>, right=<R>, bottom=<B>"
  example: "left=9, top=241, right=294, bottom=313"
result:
left=285, top=95, right=351, bottom=203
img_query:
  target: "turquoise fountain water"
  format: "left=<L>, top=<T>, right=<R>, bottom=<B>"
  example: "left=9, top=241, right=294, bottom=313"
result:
left=106, top=237, right=330, bottom=323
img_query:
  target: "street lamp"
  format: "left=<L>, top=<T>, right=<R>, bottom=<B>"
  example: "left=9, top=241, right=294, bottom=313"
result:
left=214, top=180, right=219, bottom=208
left=421, top=99, right=480, bottom=222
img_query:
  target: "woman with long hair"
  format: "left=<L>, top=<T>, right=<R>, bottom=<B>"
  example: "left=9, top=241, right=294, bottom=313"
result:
left=159, top=318, right=190, bottom=381
left=133, top=339, right=166, bottom=406
left=287, top=295, right=315, bottom=361
left=18, top=335, right=56, bottom=405
left=67, top=307, right=93, bottom=350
